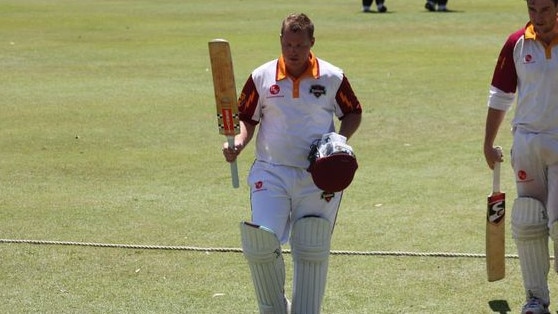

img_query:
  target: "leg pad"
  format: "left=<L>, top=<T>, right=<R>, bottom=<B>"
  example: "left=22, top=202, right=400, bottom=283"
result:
left=511, top=198, right=550, bottom=304
left=241, top=222, right=288, bottom=314
left=291, top=217, right=331, bottom=314
left=512, top=197, right=548, bottom=240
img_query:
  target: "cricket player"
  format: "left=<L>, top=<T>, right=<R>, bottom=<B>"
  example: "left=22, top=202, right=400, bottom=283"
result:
left=222, top=13, right=362, bottom=314
left=362, top=0, right=387, bottom=13
left=425, top=0, right=450, bottom=12
left=483, top=0, right=558, bottom=313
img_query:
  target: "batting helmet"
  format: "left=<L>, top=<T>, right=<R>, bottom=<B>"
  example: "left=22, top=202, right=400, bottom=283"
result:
left=307, top=133, right=358, bottom=192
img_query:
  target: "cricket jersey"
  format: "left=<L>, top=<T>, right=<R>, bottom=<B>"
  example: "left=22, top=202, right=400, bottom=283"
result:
left=488, top=22, right=558, bottom=134
left=238, top=52, right=362, bottom=168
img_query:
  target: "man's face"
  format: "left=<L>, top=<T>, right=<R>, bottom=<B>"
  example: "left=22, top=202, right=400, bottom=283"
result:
left=527, top=0, right=558, bottom=35
left=280, top=29, right=314, bottom=75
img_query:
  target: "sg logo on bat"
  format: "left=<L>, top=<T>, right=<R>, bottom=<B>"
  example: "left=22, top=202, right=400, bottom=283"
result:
left=487, top=193, right=505, bottom=224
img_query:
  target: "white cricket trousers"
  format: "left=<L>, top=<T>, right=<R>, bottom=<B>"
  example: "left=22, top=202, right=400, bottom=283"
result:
left=512, top=129, right=558, bottom=226
left=247, top=160, right=342, bottom=244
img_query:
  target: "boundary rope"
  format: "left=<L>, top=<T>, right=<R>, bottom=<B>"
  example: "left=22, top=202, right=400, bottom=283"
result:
left=0, top=238, right=521, bottom=259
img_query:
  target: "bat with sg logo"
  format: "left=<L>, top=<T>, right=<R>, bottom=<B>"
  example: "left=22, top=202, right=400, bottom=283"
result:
left=486, top=149, right=505, bottom=282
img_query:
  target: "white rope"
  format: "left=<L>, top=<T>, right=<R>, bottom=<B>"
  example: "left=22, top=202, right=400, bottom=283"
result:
left=0, top=238, right=524, bottom=259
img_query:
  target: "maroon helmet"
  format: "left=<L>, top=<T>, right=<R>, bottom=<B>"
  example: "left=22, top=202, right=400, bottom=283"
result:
left=307, top=133, right=358, bottom=192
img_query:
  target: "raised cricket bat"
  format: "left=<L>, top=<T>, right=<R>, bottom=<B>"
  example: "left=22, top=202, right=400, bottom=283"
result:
left=208, top=39, right=240, bottom=188
left=486, top=154, right=506, bottom=282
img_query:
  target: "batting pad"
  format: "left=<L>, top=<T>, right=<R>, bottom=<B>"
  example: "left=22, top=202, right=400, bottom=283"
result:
left=511, top=197, right=550, bottom=304
left=290, top=216, right=331, bottom=314
left=240, top=222, right=289, bottom=314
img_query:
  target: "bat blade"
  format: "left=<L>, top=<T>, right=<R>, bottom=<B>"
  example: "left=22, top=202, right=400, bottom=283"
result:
left=208, top=39, right=240, bottom=137
left=208, top=39, right=240, bottom=188
left=486, top=160, right=506, bottom=282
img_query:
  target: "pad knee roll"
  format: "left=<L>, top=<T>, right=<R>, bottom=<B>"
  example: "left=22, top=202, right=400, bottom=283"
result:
left=512, top=197, right=548, bottom=241
left=241, top=222, right=282, bottom=263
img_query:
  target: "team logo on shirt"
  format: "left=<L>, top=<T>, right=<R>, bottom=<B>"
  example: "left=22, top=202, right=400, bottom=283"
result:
left=309, top=85, right=326, bottom=98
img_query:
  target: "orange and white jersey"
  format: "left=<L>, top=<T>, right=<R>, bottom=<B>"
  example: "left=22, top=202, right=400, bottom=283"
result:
left=238, top=52, right=362, bottom=168
left=488, top=23, right=558, bottom=134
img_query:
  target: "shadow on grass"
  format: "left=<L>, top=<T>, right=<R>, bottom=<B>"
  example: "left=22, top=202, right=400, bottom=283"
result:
left=488, top=300, right=510, bottom=313
left=361, top=11, right=395, bottom=14
left=422, top=9, right=465, bottom=13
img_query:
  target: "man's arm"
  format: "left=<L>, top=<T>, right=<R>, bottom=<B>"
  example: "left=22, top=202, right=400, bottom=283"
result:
left=483, top=107, right=507, bottom=169
left=338, top=112, right=361, bottom=141
left=223, top=120, right=256, bottom=163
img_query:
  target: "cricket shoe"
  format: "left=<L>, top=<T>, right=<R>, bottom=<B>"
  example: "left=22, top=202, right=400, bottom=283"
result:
left=424, top=1, right=436, bottom=12
left=377, top=5, right=387, bottom=13
left=521, top=297, right=550, bottom=314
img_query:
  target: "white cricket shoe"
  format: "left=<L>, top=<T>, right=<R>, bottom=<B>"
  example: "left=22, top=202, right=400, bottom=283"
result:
left=521, top=297, right=550, bottom=314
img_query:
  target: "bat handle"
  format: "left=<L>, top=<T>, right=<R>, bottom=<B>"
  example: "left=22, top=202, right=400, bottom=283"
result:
left=493, top=160, right=501, bottom=194
left=227, top=136, right=240, bottom=188
left=493, top=146, right=503, bottom=193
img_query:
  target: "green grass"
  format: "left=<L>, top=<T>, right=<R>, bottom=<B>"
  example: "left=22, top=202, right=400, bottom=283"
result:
left=0, top=0, right=552, bottom=313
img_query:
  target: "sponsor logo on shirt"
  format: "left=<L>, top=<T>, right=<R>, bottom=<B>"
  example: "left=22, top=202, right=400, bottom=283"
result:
left=523, top=54, right=535, bottom=64
left=270, top=84, right=280, bottom=95
left=252, top=180, right=268, bottom=193
left=267, top=84, right=284, bottom=99
left=517, top=169, right=533, bottom=183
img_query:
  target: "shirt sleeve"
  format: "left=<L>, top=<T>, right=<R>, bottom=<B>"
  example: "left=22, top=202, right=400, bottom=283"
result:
left=487, top=85, right=515, bottom=111
left=237, top=74, right=260, bottom=125
left=335, top=75, right=362, bottom=118
left=490, top=29, right=523, bottom=94
left=487, top=28, right=523, bottom=111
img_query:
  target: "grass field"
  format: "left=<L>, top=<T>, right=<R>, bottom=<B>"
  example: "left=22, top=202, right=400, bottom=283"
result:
left=1, top=0, right=555, bottom=313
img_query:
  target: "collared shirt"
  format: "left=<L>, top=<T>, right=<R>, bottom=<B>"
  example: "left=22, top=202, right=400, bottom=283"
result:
left=488, top=22, right=558, bottom=133
left=238, top=52, right=362, bottom=168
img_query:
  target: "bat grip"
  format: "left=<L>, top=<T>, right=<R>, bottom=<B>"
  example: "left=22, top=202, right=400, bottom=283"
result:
left=493, top=161, right=500, bottom=194
left=227, top=136, right=240, bottom=188
left=492, top=146, right=502, bottom=193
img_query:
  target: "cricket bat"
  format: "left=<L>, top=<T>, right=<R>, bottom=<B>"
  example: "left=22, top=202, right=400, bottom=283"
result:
left=486, top=154, right=506, bottom=282
left=208, top=39, right=241, bottom=188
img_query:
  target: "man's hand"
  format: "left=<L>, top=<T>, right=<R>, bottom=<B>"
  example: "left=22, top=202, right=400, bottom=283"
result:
left=222, top=141, right=243, bottom=163
left=484, top=146, right=504, bottom=170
